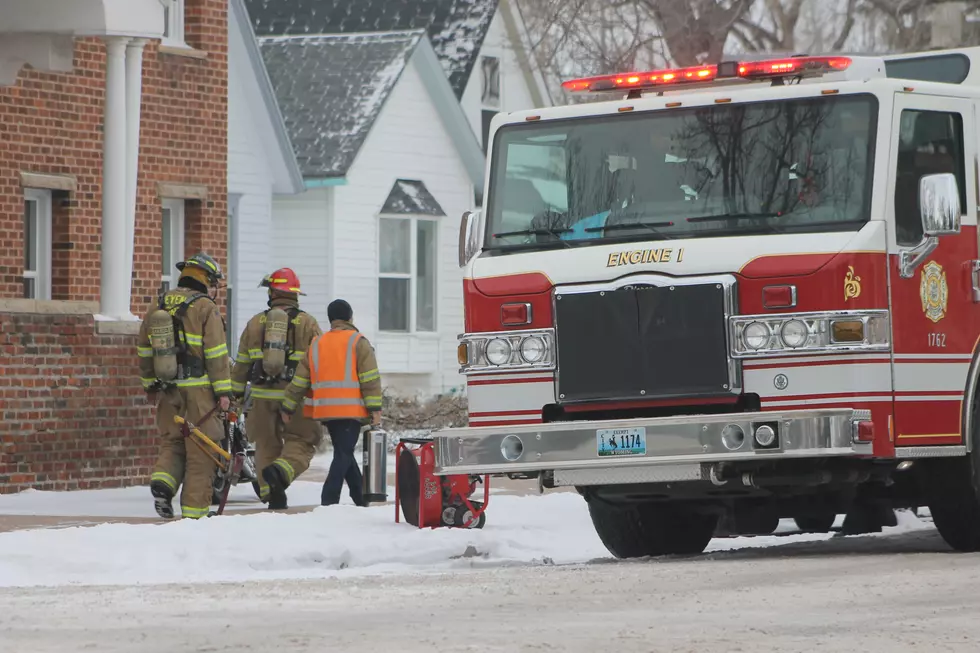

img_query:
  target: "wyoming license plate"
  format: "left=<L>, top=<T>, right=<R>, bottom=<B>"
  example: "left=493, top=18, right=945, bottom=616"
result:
left=596, top=427, right=647, bottom=457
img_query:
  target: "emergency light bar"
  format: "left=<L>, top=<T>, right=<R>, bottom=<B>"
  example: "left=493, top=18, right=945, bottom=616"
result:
left=561, top=56, right=852, bottom=94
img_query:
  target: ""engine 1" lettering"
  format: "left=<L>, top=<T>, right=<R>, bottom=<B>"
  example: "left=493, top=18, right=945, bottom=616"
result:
left=607, top=247, right=685, bottom=268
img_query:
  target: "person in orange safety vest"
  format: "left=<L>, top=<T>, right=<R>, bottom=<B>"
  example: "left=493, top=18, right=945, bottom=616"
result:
left=281, top=299, right=382, bottom=506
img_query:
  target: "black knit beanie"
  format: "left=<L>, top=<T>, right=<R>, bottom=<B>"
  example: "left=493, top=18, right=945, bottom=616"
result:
left=328, top=299, right=353, bottom=322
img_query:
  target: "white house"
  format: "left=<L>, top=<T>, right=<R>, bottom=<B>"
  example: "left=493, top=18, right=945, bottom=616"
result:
left=245, top=0, right=551, bottom=397
left=225, top=0, right=304, bottom=351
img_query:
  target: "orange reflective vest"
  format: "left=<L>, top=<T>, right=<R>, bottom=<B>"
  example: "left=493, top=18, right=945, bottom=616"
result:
left=303, top=329, right=369, bottom=420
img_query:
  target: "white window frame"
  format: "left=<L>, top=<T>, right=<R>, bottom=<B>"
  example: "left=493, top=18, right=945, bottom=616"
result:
left=162, top=0, right=186, bottom=48
left=161, top=198, right=185, bottom=293
left=377, top=215, right=439, bottom=334
left=226, top=194, right=242, bottom=354
left=23, top=188, right=52, bottom=300
left=480, top=54, right=501, bottom=110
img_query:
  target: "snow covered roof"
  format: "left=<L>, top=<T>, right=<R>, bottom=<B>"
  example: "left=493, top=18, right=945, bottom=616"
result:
left=381, top=180, right=447, bottom=216
left=244, top=0, right=499, bottom=98
left=258, top=30, right=424, bottom=179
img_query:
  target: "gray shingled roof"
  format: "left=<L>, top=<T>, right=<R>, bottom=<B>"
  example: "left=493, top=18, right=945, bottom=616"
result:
left=381, top=179, right=447, bottom=215
left=244, top=0, right=498, bottom=98
left=258, top=31, right=424, bottom=179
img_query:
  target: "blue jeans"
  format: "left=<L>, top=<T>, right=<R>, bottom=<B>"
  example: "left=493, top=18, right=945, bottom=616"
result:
left=321, top=419, right=364, bottom=506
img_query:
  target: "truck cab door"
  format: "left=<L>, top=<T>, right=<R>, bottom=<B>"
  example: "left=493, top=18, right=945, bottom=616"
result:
left=887, top=92, right=978, bottom=452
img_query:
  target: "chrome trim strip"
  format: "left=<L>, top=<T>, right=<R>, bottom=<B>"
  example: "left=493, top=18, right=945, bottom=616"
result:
left=431, top=408, right=870, bottom=476
left=894, top=446, right=967, bottom=458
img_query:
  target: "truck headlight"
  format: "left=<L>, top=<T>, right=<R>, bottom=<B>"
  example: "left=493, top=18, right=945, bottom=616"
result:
left=458, top=329, right=556, bottom=373
left=780, top=319, right=809, bottom=348
left=730, top=310, right=890, bottom=358
left=520, top=336, right=546, bottom=363
left=485, top=338, right=513, bottom=365
left=743, top=322, right=770, bottom=350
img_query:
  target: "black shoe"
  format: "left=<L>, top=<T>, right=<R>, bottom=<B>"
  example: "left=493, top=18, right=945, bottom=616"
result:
left=150, top=481, right=175, bottom=519
left=262, top=465, right=288, bottom=510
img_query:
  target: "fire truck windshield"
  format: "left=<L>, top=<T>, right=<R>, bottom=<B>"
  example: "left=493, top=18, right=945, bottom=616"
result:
left=485, top=93, right=878, bottom=251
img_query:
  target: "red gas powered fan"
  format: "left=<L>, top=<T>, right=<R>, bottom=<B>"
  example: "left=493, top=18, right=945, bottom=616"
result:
left=395, top=437, right=490, bottom=529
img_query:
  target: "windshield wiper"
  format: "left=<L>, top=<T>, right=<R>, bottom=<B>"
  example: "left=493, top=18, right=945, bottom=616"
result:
left=493, top=227, right=571, bottom=239
left=686, top=212, right=782, bottom=224
left=493, top=227, right=572, bottom=248
left=586, top=220, right=674, bottom=234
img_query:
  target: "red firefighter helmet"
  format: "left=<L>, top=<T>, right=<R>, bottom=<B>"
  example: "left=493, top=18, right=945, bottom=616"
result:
left=259, top=267, right=306, bottom=295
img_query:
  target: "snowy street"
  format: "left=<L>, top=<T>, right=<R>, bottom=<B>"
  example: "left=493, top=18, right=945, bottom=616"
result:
left=2, top=452, right=979, bottom=653
left=1, top=524, right=978, bottom=653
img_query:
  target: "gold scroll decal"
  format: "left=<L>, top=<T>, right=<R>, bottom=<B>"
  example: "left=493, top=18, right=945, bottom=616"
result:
left=607, top=248, right=685, bottom=268
left=843, top=265, right=861, bottom=301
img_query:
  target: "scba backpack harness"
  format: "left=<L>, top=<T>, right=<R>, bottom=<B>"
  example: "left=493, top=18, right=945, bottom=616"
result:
left=250, top=306, right=305, bottom=386
left=147, top=293, right=210, bottom=386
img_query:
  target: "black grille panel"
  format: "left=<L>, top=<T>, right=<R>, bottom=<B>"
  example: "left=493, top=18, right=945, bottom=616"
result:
left=554, top=281, right=732, bottom=403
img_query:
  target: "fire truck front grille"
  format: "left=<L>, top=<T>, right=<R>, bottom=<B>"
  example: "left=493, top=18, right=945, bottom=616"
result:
left=553, top=276, right=737, bottom=404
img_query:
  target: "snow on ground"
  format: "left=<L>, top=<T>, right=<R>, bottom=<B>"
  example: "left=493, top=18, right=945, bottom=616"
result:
left=0, top=485, right=937, bottom=589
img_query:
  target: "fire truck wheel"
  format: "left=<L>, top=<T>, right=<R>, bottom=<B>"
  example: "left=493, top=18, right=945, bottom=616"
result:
left=792, top=513, right=836, bottom=534
left=921, top=395, right=980, bottom=552
left=454, top=502, right=486, bottom=529
left=397, top=448, right=421, bottom=527
left=586, top=498, right=716, bottom=559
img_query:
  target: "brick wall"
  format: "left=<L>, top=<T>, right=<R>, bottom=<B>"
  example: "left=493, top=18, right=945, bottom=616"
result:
left=0, top=311, right=156, bottom=492
left=0, top=0, right=229, bottom=494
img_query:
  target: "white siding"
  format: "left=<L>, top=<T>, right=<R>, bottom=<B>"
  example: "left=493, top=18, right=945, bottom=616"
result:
left=459, top=7, right=537, bottom=149
left=331, top=53, right=472, bottom=397
left=228, top=35, right=275, bottom=344
left=271, top=188, right=333, bottom=323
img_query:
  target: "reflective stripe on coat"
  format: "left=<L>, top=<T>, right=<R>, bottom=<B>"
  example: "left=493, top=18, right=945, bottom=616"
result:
left=304, top=329, right=369, bottom=420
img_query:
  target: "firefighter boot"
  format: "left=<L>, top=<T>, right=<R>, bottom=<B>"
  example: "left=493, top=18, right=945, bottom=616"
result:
left=150, top=480, right=175, bottom=519
left=262, top=464, right=289, bottom=510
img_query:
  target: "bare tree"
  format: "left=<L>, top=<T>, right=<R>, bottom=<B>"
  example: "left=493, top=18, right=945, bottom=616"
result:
left=638, top=0, right=755, bottom=65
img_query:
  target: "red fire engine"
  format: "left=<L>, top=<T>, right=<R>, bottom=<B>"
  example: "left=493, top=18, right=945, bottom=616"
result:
left=411, top=47, right=980, bottom=557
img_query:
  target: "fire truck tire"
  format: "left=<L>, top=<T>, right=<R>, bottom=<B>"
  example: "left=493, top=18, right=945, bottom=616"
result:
left=922, top=395, right=980, bottom=552
left=792, top=513, right=836, bottom=533
left=397, top=448, right=421, bottom=527
left=586, top=498, right=716, bottom=559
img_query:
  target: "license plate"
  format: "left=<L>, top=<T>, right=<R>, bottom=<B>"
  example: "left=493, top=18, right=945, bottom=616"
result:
left=596, top=427, right=647, bottom=457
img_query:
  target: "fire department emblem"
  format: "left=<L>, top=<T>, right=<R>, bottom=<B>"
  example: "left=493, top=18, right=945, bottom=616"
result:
left=843, top=266, right=861, bottom=302
left=920, top=261, right=948, bottom=323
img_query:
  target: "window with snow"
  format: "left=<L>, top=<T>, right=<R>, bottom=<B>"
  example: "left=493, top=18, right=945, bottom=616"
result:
left=23, top=189, right=52, bottom=300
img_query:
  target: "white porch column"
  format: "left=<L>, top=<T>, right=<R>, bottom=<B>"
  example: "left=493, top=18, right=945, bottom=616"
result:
left=123, top=38, right=147, bottom=292
left=98, top=36, right=134, bottom=320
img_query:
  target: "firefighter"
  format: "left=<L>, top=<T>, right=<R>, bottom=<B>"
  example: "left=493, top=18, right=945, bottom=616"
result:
left=230, top=268, right=323, bottom=510
left=137, top=252, right=233, bottom=520
left=281, top=299, right=382, bottom=507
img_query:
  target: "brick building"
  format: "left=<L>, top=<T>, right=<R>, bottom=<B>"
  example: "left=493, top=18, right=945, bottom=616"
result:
left=0, top=0, right=230, bottom=493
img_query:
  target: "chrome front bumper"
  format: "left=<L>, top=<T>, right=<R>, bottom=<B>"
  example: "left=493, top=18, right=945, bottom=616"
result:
left=431, top=409, right=873, bottom=479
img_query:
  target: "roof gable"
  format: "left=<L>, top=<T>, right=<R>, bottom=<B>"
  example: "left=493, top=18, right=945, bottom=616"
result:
left=244, top=0, right=498, bottom=98
left=258, top=30, right=424, bottom=179
left=229, top=0, right=304, bottom=193
left=381, top=180, right=447, bottom=216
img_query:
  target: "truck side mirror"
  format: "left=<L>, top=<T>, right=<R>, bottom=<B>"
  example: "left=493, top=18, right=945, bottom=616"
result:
left=920, top=172, right=961, bottom=237
left=458, top=210, right=482, bottom=268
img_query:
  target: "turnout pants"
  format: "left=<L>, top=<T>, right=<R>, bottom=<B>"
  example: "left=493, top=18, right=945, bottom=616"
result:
left=151, top=387, right=222, bottom=519
left=321, top=419, right=364, bottom=506
left=247, top=397, right=322, bottom=501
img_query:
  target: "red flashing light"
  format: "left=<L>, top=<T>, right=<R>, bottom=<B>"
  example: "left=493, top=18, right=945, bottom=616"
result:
left=500, top=303, right=532, bottom=327
left=855, top=420, right=875, bottom=443
left=561, top=56, right=853, bottom=94
left=762, top=285, right=797, bottom=309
